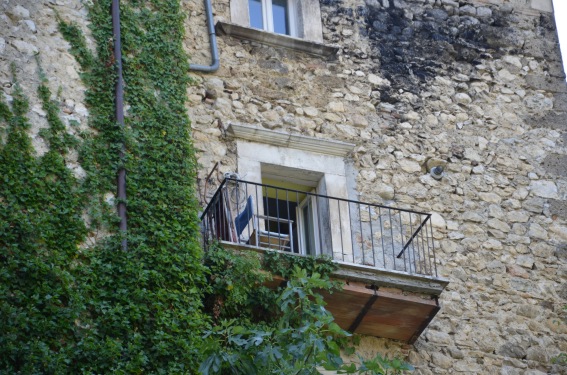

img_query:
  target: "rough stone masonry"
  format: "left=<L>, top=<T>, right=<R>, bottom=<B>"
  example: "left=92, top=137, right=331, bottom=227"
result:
left=2, top=0, right=567, bottom=373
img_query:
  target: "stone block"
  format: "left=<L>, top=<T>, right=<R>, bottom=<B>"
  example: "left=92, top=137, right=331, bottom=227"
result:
left=530, top=180, right=558, bottom=199
left=523, top=36, right=558, bottom=58
left=549, top=199, right=567, bottom=219
left=430, top=213, right=446, bottom=229
left=516, top=255, right=534, bottom=269
left=484, top=239, right=503, bottom=250
left=522, top=198, right=545, bottom=214
left=431, top=352, right=452, bottom=369
left=426, top=331, right=452, bottom=345
left=7, top=5, right=30, bottom=20
left=351, top=114, right=368, bottom=127
left=303, top=106, right=319, bottom=117
left=328, top=101, right=345, bottom=112
left=458, top=5, right=476, bottom=16
left=507, top=264, right=529, bottom=279
left=479, top=192, right=502, bottom=204
left=550, top=224, right=567, bottom=241
left=500, top=365, right=521, bottom=375
left=528, top=111, right=567, bottom=132
left=526, top=346, right=549, bottom=362
left=530, top=0, right=553, bottom=13
left=528, top=223, right=548, bottom=240
left=462, top=211, right=484, bottom=223
left=541, top=154, right=567, bottom=177
left=22, top=20, right=36, bottom=33
left=556, top=244, right=567, bottom=260
left=488, top=218, right=511, bottom=232
left=552, top=93, right=567, bottom=109
left=546, top=60, right=566, bottom=79
left=454, top=93, right=472, bottom=104
left=524, top=93, right=553, bottom=111
left=524, top=73, right=567, bottom=93
left=476, top=7, right=492, bottom=18
left=398, top=159, right=421, bottom=173
left=11, top=40, right=38, bottom=55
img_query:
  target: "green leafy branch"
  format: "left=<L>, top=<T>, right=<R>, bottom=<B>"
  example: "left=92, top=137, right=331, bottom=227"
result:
left=201, top=247, right=413, bottom=375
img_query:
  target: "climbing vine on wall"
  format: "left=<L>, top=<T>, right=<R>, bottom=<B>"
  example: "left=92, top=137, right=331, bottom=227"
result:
left=0, top=65, right=87, bottom=372
left=1, top=0, right=207, bottom=372
left=57, top=0, right=207, bottom=372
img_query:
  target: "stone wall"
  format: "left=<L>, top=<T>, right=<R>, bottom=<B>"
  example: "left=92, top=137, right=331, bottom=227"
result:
left=1, top=0, right=566, bottom=373
left=0, top=0, right=89, bottom=176
left=185, top=0, right=567, bottom=373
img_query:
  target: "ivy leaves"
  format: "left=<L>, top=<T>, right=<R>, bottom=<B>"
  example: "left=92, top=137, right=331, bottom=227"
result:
left=0, top=66, right=86, bottom=373
left=55, top=0, right=207, bottom=372
left=200, top=267, right=346, bottom=375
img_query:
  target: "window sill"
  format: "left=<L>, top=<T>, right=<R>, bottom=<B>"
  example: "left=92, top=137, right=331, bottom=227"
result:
left=215, top=21, right=339, bottom=58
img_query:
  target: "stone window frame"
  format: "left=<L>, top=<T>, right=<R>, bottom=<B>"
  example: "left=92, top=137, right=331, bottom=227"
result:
left=227, top=122, right=355, bottom=259
left=216, top=0, right=338, bottom=58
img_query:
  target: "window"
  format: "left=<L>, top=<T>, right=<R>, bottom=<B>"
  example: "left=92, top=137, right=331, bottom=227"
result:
left=248, top=0, right=296, bottom=37
left=261, top=175, right=321, bottom=256
left=229, top=0, right=324, bottom=43
left=228, top=123, right=355, bottom=259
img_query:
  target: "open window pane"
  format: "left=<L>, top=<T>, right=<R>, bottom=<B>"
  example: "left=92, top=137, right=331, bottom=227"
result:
left=272, top=0, right=289, bottom=35
left=302, top=203, right=314, bottom=255
left=299, top=195, right=320, bottom=256
left=249, top=0, right=264, bottom=29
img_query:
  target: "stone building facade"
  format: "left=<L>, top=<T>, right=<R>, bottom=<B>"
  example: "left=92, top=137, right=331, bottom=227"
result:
left=1, top=0, right=567, bottom=373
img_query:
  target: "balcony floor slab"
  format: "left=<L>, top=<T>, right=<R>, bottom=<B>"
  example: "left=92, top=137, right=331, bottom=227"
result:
left=217, top=241, right=446, bottom=343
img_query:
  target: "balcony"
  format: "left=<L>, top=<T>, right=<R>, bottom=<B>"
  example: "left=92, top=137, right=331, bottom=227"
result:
left=200, top=178, right=448, bottom=343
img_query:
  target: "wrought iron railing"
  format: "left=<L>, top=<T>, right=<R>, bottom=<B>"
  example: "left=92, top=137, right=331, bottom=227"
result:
left=201, top=178, right=438, bottom=278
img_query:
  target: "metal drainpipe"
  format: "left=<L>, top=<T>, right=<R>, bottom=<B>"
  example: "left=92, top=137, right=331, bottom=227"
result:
left=189, top=0, right=220, bottom=72
left=112, top=0, right=128, bottom=251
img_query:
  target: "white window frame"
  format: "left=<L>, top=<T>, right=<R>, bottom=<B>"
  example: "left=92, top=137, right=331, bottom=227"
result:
left=297, top=192, right=320, bottom=256
left=230, top=0, right=324, bottom=42
left=251, top=0, right=297, bottom=37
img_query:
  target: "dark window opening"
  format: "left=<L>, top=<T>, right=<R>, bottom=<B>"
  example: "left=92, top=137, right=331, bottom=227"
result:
left=263, top=197, right=299, bottom=253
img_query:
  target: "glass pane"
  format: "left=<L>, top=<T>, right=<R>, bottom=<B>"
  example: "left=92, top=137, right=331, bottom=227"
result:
left=272, top=0, right=289, bottom=35
left=249, top=0, right=264, bottom=29
left=302, top=203, right=315, bottom=256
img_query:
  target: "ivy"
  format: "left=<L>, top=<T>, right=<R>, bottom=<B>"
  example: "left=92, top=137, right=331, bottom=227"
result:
left=204, top=243, right=274, bottom=324
left=0, top=66, right=86, bottom=372
left=2, top=0, right=206, bottom=372
left=56, top=0, right=207, bottom=372
left=203, top=246, right=341, bottom=326
left=263, top=250, right=339, bottom=279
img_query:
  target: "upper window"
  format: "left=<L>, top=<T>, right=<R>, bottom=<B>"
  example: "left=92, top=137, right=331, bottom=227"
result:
left=248, top=0, right=296, bottom=37
left=229, top=0, right=324, bottom=43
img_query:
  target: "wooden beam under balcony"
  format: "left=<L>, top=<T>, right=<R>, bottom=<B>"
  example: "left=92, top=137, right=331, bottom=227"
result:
left=320, top=281, right=440, bottom=344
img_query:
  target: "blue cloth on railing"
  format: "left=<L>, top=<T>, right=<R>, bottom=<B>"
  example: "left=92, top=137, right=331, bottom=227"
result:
left=235, top=196, right=254, bottom=236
